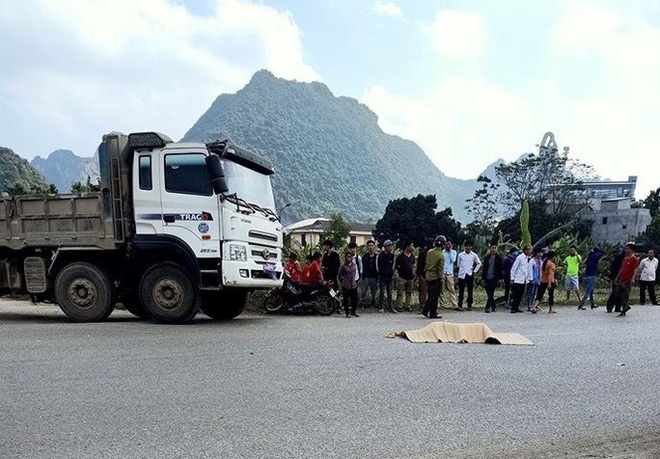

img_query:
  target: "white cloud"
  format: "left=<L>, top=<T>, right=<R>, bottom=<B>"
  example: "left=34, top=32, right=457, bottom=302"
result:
left=0, top=0, right=320, bottom=158
left=363, top=79, right=532, bottom=180
left=373, top=1, right=403, bottom=18
left=550, top=7, right=660, bottom=199
left=428, top=10, right=486, bottom=59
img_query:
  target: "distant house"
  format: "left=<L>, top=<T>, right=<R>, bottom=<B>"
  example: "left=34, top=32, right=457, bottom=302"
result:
left=579, top=176, right=651, bottom=245
left=284, top=218, right=375, bottom=247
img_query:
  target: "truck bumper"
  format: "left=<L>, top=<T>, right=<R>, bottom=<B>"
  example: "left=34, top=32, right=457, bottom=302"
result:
left=222, top=260, right=283, bottom=289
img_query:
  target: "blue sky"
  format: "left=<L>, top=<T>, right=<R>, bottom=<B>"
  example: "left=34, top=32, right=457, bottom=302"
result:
left=1, top=0, right=658, bottom=200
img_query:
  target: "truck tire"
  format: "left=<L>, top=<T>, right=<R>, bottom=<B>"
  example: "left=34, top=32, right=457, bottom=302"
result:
left=200, top=289, right=247, bottom=320
left=139, top=262, right=199, bottom=324
left=55, top=262, right=115, bottom=322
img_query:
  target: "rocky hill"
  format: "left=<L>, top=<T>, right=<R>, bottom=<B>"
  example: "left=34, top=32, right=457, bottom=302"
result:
left=183, top=70, right=486, bottom=223
left=31, top=149, right=100, bottom=194
left=0, top=147, right=48, bottom=193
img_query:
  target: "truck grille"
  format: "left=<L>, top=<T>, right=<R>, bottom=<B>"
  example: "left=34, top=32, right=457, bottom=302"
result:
left=248, top=230, right=278, bottom=242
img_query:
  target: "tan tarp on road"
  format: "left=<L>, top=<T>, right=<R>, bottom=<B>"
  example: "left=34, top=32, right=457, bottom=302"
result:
left=403, top=322, right=533, bottom=345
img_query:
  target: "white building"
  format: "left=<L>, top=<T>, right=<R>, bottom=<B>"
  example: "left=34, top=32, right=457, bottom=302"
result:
left=284, top=218, right=374, bottom=247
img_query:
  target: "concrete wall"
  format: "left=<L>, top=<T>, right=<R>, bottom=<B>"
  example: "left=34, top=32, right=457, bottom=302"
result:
left=586, top=207, right=652, bottom=245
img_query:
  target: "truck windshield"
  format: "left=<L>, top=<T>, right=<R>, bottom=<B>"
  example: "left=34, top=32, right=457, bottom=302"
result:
left=221, top=159, right=276, bottom=212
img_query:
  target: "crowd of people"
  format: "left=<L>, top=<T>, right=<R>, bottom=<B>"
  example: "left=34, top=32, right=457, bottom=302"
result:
left=283, top=238, right=658, bottom=319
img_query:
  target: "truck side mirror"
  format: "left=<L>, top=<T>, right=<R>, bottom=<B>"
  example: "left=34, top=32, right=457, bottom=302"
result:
left=205, top=155, right=229, bottom=195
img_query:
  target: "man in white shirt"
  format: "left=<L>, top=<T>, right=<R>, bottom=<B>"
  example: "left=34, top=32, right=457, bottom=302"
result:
left=510, top=244, right=532, bottom=314
left=638, top=249, right=658, bottom=305
left=456, top=241, right=482, bottom=311
left=441, top=239, right=458, bottom=310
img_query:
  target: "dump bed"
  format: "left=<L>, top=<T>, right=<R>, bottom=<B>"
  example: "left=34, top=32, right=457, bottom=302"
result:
left=0, top=194, right=117, bottom=251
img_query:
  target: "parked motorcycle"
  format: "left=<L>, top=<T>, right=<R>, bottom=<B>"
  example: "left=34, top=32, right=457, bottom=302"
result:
left=264, top=277, right=336, bottom=315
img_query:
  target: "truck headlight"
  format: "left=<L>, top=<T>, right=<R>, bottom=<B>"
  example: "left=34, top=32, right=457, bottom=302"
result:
left=229, top=244, right=248, bottom=261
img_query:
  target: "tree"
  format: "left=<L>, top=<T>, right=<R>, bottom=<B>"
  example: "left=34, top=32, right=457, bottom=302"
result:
left=495, top=148, right=595, bottom=216
left=71, top=176, right=101, bottom=194
left=643, top=188, right=660, bottom=218
left=484, top=137, right=597, bottom=248
left=6, top=180, right=58, bottom=196
left=320, top=213, right=350, bottom=250
left=374, top=194, right=461, bottom=248
left=465, top=175, right=500, bottom=242
left=638, top=187, right=660, bottom=249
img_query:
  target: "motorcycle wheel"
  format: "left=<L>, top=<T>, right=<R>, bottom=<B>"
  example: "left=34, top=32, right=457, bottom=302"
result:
left=315, top=294, right=335, bottom=316
left=264, top=292, right=284, bottom=313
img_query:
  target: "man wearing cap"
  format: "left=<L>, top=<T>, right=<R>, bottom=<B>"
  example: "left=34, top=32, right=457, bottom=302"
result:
left=376, top=239, right=397, bottom=313
left=422, top=236, right=445, bottom=319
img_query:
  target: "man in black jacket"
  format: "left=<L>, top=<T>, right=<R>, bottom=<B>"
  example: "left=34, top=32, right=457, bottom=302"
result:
left=377, top=239, right=396, bottom=313
left=360, top=240, right=379, bottom=308
left=606, top=249, right=625, bottom=313
left=482, top=243, right=504, bottom=313
left=321, top=239, right=341, bottom=290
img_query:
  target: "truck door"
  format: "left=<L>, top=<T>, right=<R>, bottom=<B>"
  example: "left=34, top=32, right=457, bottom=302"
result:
left=133, top=153, right=164, bottom=235
left=159, top=151, right=220, bottom=257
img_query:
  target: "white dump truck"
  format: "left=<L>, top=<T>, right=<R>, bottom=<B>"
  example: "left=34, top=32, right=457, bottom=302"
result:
left=0, top=132, right=283, bottom=323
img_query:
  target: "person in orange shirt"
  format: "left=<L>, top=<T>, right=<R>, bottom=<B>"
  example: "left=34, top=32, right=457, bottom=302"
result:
left=534, top=250, right=557, bottom=314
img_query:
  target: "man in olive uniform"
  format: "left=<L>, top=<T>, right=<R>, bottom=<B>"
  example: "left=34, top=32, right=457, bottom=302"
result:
left=422, top=235, right=446, bottom=319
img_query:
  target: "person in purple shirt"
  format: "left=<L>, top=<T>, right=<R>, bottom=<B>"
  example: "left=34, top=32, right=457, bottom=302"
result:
left=578, top=247, right=605, bottom=310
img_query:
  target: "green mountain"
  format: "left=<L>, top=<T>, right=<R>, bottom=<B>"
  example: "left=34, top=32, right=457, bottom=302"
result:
left=0, top=146, right=48, bottom=193
left=183, top=70, right=482, bottom=224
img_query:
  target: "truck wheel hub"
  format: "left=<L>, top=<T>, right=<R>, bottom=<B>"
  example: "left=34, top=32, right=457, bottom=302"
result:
left=154, top=279, right=182, bottom=310
left=69, top=279, right=97, bottom=308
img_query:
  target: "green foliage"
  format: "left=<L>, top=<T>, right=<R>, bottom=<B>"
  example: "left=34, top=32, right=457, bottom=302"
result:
left=495, top=147, right=595, bottom=215
left=0, top=147, right=48, bottom=194
left=520, top=200, right=531, bottom=247
left=478, top=138, right=597, bottom=248
left=465, top=175, right=500, bottom=243
left=71, top=176, right=101, bottom=194
left=643, top=187, right=660, bottom=218
left=320, top=213, right=351, bottom=250
left=638, top=187, right=660, bottom=249
left=374, top=194, right=461, bottom=248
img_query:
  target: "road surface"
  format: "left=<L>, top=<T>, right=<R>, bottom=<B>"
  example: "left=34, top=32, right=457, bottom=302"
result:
left=2, top=300, right=659, bottom=458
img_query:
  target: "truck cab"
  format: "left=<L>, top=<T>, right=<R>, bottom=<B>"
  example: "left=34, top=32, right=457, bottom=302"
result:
left=108, top=132, right=284, bottom=322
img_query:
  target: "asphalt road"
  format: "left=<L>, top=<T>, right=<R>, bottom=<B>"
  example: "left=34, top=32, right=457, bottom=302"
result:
left=2, top=300, right=659, bottom=459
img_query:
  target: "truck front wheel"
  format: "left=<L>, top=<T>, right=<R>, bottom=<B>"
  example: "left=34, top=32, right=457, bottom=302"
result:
left=200, top=289, right=248, bottom=320
left=55, top=262, right=115, bottom=322
left=139, top=263, right=199, bottom=324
